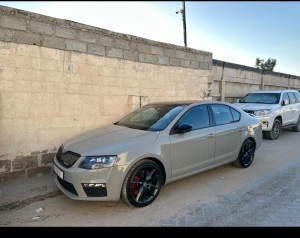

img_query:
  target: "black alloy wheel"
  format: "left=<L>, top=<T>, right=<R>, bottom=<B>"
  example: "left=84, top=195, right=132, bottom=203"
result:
left=234, top=139, right=255, bottom=168
left=122, top=159, right=163, bottom=208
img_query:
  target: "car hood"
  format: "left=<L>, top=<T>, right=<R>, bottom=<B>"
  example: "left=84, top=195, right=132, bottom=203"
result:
left=63, top=124, right=159, bottom=156
left=233, top=103, right=278, bottom=111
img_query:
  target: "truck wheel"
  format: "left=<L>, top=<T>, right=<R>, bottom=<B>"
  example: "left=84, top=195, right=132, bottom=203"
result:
left=264, top=119, right=281, bottom=140
left=292, top=116, right=300, bottom=132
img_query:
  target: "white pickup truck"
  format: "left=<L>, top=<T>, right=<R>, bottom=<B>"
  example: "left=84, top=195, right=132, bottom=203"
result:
left=234, top=90, right=300, bottom=140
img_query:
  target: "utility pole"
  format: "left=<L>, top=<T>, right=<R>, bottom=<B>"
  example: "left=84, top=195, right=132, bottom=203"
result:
left=176, top=1, right=187, bottom=48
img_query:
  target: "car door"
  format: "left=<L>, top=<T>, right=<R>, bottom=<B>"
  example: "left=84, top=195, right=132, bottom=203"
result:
left=293, top=92, right=300, bottom=121
left=281, top=92, right=293, bottom=125
left=169, top=105, right=215, bottom=178
left=209, top=104, right=244, bottom=164
left=288, top=92, right=298, bottom=124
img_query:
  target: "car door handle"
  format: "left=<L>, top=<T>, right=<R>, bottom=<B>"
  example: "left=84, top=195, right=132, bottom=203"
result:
left=237, top=128, right=244, bottom=131
left=206, top=133, right=215, bottom=137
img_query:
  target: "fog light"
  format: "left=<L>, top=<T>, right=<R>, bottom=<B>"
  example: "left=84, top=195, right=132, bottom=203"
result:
left=82, top=183, right=106, bottom=188
left=82, top=183, right=107, bottom=197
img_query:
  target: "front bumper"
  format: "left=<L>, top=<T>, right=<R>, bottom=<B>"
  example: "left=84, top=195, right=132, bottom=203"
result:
left=53, top=156, right=124, bottom=201
left=249, top=115, right=275, bottom=132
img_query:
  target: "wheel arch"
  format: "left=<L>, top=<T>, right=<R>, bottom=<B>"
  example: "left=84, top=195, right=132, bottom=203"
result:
left=275, top=115, right=282, bottom=124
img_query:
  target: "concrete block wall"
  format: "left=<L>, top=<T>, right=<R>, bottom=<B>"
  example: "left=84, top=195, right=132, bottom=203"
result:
left=0, top=5, right=212, bottom=183
left=211, top=59, right=300, bottom=102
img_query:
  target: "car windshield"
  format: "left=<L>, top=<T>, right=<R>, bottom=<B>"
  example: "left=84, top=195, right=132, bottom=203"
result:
left=240, top=93, right=280, bottom=104
left=116, top=104, right=187, bottom=131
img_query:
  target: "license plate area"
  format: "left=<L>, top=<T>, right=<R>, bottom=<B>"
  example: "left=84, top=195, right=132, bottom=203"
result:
left=54, top=163, right=64, bottom=180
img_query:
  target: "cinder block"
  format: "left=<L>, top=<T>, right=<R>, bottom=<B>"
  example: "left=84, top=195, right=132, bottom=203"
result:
left=151, top=46, right=163, bottom=56
left=55, top=26, right=77, bottom=39
left=137, top=43, right=151, bottom=54
left=65, top=40, right=86, bottom=53
left=199, top=62, right=209, bottom=70
left=139, top=53, right=158, bottom=64
left=0, top=170, right=26, bottom=183
left=0, top=160, right=11, bottom=173
left=123, top=49, right=138, bottom=61
left=0, top=28, right=13, bottom=42
left=106, top=47, right=123, bottom=59
left=175, top=50, right=186, bottom=59
left=204, top=55, right=212, bottom=63
left=14, top=30, right=41, bottom=46
left=181, top=59, right=190, bottom=67
left=78, top=30, right=96, bottom=43
left=27, top=166, right=52, bottom=178
left=41, top=153, right=55, bottom=165
left=87, top=43, right=105, bottom=56
left=158, top=56, right=170, bottom=65
left=29, top=21, right=54, bottom=35
left=114, top=38, right=130, bottom=50
left=42, top=35, right=65, bottom=50
left=96, top=34, right=114, bottom=47
left=165, top=48, right=175, bottom=58
left=0, top=15, right=27, bottom=31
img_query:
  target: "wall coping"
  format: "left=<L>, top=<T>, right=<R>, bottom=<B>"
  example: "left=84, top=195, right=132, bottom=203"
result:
left=213, top=59, right=300, bottom=79
left=0, top=5, right=212, bottom=70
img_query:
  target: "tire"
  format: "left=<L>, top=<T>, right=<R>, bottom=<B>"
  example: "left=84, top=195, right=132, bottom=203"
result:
left=292, top=116, right=300, bottom=132
left=233, top=138, right=255, bottom=168
left=264, top=118, right=281, bottom=140
left=121, top=159, right=163, bottom=208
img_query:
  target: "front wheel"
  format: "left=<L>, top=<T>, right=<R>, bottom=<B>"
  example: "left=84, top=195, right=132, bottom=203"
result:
left=233, top=138, right=255, bottom=168
left=121, top=159, right=163, bottom=208
left=264, top=119, right=281, bottom=140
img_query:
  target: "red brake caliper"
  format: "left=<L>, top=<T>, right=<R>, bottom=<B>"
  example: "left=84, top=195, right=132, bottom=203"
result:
left=131, top=176, right=140, bottom=195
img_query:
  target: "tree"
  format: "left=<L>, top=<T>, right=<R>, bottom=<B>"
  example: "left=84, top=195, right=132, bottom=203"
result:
left=255, top=58, right=277, bottom=71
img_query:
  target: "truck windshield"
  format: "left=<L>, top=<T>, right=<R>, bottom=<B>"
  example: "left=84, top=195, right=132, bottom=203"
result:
left=116, top=104, right=186, bottom=131
left=240, top=93, right=280, bottom=104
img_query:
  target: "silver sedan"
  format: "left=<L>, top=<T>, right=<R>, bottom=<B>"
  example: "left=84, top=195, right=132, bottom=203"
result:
left=53, top=101, right=262, bottom=207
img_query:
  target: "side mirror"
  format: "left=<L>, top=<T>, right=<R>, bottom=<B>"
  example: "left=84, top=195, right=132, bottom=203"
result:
left=282, top=99, right=289, bottom=106
left=172, top=123, right=193, bottom=134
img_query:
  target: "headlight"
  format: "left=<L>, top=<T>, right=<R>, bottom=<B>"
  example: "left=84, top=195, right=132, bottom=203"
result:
left=79, top=155, right=117, bottom=169
left=254, top=109, right=272, bottom=116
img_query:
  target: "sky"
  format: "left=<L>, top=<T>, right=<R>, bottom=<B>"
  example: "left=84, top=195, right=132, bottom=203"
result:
left=0, top=1, right=299, bottom=76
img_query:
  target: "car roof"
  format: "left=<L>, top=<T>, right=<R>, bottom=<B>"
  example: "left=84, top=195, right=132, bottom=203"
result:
left=148, top=100, right=228, bottom=106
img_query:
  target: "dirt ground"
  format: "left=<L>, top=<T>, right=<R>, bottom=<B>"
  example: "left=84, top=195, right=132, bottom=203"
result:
left=1, top=128, right=300, bottom=226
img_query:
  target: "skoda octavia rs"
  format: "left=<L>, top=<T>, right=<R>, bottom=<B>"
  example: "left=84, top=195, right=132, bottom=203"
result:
left=53, top=101, right=262, bottom=207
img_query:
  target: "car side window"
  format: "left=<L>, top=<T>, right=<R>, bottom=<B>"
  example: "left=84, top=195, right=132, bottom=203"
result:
left=177, top=105, right=210, bottom=130
left=288, top=92, right=296, bottom=104
left=230, top=108, right=241, bottom=122
left=211, top=105, right=234, bottom=126
left=293, top=92, right=300, bottom=103
left=282, top=93, right=290, bottom=104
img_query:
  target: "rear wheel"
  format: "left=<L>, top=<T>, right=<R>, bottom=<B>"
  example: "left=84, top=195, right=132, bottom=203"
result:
left=264, top=118, right=281, bottom=140
left=233, top=139, right=255, bottom=168
left=121, top=159, right=163, bottom=208
left=292, top=116, right=300, bottom=132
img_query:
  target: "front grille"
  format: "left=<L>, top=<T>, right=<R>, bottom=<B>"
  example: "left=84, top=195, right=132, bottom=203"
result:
left=57, top=176, right=78, bottom=196
left=56, top=148, right=81, bottom=168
